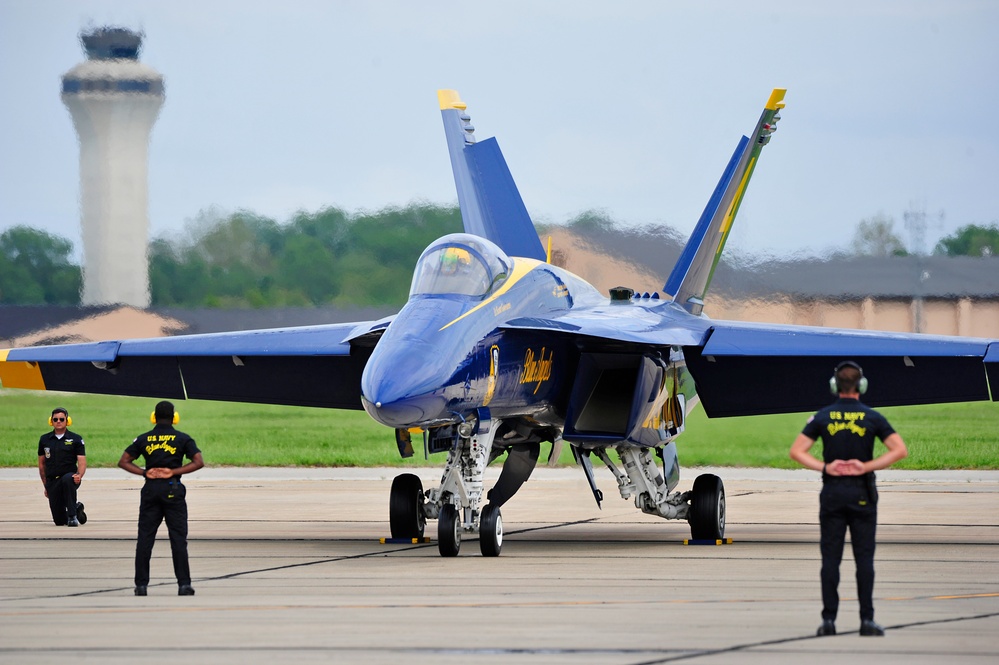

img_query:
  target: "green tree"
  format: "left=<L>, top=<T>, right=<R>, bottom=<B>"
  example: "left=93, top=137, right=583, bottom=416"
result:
left=933, top=224, right=999, bottom=257
left=276, top=234, right=339, bottom=304
left=851, top=213, right=907, bottom=257
left=566, top=209, right=616, bottom=234
left=148, top=203, right=465, bottom=308
left=149, top=238, right=212, bottom=306
left=0, top=226, right=81, bottom=304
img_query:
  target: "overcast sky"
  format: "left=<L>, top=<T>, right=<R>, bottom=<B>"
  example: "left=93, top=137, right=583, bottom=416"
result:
left=1, top=1, right=997, bottom=264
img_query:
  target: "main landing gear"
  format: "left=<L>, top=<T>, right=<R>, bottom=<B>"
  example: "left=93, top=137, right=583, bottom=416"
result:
left=687, top=473, right=726, bottom=541
left=389, top=432, right=726, bottom=555
left=583, top=445, right=726, bottom=541
left=388, top=418, right=532, bottom=557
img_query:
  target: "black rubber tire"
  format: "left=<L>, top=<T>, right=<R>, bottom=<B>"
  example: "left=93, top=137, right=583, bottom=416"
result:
left=688, top=473, right=726, bottom=540
left=389, top=473, right=425, bottom=539
left=438, top=503, right=461, bottom=557
left=479, top=504, right=503, bottom=557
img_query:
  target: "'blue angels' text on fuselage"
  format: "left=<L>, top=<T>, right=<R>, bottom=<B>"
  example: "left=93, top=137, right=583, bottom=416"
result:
left=519, top=347, right=554, bottom=394
left=360, top=234, right=595, bottom=429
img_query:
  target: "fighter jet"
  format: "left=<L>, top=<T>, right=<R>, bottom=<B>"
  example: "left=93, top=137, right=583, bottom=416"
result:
left=3, top=88, right=996, bottom=556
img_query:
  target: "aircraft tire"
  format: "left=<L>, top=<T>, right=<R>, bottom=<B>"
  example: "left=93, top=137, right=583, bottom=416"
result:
left=438, top=503, right=461, bottom=557
left=389, top=473, right=426, bottom=539
left=479, top=504, right=503, bottom=557
left=688, top=474, right=726, bottom=541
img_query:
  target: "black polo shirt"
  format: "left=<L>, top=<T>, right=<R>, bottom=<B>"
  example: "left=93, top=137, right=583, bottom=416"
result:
left=38, top=430, right=86, bottom=479
left=124, top=425, right=200, bottom=471
left=802, top=397, right=895, bottom=465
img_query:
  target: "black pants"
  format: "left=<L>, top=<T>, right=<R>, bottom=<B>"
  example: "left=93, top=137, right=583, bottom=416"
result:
left=46, top=474, right=79, bottom=525
left=819, top=479, right=877, bottom=622
left=134, top=479, right=191, bottom=587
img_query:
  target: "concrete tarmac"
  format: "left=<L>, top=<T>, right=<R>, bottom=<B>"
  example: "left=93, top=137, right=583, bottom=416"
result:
left=1, top=466, right=998, bottom=664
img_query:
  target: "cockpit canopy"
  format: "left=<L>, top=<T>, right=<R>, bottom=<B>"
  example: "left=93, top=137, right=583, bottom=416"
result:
left=410, top=233, right=511, bottom=298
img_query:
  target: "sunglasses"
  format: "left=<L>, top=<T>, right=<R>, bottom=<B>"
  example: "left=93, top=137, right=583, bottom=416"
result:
left=52, top=417, right=66, bottom=422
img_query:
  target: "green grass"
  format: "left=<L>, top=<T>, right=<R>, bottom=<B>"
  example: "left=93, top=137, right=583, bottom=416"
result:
left=3, top=389, right=997, bottom=469
left=678, top=401, right=999, bottom=470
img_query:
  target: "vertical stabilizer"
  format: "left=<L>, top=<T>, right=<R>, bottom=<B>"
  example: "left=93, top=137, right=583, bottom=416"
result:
left=439, top=90, right=547, bottom=261
left=664, top=89, right=786, bottom=315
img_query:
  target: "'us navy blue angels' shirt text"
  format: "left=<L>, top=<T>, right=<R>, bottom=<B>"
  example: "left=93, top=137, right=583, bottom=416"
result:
left=801, top=397, right=895, bottom=463
left=125, top=425, right=200, bottom=470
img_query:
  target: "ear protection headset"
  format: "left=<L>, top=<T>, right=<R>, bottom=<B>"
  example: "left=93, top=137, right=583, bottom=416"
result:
left=49, top=410, right=72, bottom=427
left=150, top=411, right=181, bottom=425
left=829, top=360, right=868, bottom=395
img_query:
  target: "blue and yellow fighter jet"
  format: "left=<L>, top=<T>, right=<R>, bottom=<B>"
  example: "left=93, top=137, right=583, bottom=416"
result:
left=3, top=89, right=997, bottom=556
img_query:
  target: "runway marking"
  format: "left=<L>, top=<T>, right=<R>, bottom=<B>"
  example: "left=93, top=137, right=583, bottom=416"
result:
left=624, top=611, right=999, bottom=664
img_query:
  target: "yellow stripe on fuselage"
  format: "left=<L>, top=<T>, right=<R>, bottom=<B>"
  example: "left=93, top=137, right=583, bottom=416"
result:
left=0, top=350, right=47, bottom=390
left=440, top=258, right=541, bottom=331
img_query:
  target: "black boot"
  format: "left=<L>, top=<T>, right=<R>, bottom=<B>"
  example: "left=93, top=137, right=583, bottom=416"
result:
left=816, top=620, right=836, bottom=636
left=860, top=619, right=885, bottom=636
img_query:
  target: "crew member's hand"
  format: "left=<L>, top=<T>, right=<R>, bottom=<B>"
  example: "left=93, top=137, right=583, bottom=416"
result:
left=43, top=488, right=48, bottom=498
left=72, top=473, right=81, bottom=484
left=832, top=459, right=865, bottom=476
left=146, top=467, right=173, bottom=479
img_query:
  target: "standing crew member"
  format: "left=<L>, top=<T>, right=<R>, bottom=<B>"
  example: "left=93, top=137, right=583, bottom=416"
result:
left=37, top=407, right=88, bottom=526
left=118, top=401, right=204, bottom=596
left=790, top=360, right=908, bottom=637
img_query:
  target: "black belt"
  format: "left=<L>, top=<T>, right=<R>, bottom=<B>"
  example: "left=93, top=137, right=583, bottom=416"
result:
left=823, top=475, right=870, bottom=484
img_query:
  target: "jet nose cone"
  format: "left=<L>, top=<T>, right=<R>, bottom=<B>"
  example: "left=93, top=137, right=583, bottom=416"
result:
left=361, top=394, right=439, bottom=428
left=361, top=341, right=451, bottom=428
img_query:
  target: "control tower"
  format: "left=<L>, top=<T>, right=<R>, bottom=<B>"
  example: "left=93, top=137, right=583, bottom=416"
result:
left=62, top=27, right=164, bottom=307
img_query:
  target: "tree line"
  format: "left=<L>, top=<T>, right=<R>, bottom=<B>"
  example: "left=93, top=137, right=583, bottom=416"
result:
left=2, top=205, right=997, bottom=306
left=1, top=203, right=463, bottom=307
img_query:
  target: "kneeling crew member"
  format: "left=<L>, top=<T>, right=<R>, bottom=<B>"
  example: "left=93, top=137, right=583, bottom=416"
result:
left=118, top=401, right=204, bottom=596
left=37, top=407, right=87, bottom=526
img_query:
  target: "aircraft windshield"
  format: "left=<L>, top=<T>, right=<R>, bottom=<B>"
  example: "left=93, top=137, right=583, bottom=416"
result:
left=410, top=234, right=511, bottom=298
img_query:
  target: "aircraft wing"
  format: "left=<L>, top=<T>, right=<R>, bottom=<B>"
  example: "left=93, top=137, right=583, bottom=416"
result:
left=505, top=310, right=998, bottom=417
left=685, top=320, right=998, bottom=416
left=0, top=318, right=390, bottom=409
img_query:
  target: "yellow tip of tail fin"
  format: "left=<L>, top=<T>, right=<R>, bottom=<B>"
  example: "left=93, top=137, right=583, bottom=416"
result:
left=546, top=236, right=552, bottom=263
left=438, top=89, right=466, bottom=110
left=766, top=88, right=787, bottom=111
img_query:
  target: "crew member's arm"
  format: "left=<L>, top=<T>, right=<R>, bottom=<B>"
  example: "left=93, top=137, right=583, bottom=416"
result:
left=860, top=433, right=908, bottom=473
left=118, top=452, right=146, bottom=477
left=38, top=455, right=48, bottom=496
left=73, top=456, right=86, bottom=484
left=790, top=434, right=853, bottom=476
